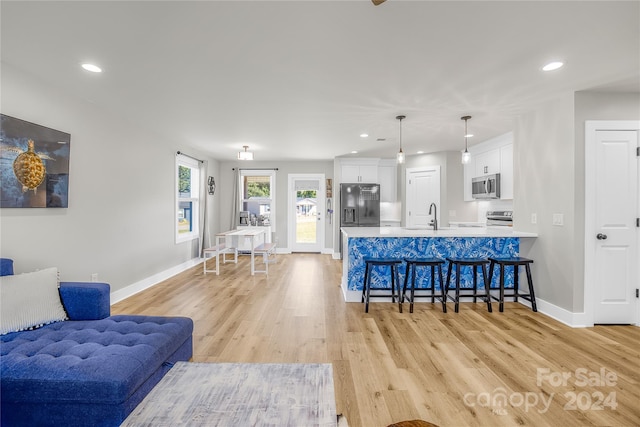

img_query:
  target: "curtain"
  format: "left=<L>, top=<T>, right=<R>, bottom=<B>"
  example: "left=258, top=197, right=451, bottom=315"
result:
left=231, top=168, right=240, bottom=229
left=198, top=161, right=210, bottom=257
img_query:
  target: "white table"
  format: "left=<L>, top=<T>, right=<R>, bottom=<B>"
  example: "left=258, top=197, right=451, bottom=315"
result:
left=216, top=227, right=266, bottom=275
left=122, top=362, right=337, bottom=426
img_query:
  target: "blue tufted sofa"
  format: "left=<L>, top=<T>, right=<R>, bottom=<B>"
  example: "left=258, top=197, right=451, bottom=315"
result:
left=0, top=259, right=194, bottom=426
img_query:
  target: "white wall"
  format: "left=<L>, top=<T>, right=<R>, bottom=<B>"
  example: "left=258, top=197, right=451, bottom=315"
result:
left=515, top=90, right=640, bottom=314
left=515, top=93, right=576, bottom=311
left=572, top=91, right=640, bottom=311
left=0, top=64, right=220, bottom=293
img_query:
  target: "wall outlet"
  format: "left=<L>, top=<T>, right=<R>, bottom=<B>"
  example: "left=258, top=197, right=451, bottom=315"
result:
left=91, top=273, right=98, bottom=282
left=553, top=213, right=564, bottom=226
left=531, top=213, right=537, bottom=224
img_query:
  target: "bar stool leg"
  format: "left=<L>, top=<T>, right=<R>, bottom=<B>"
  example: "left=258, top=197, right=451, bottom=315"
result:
left=499, top=262, right=505, bottom=312
left=454, top=263, right=461, bottom=313
left=365, top=263, right=372, bottom=313
left=445, top=261, right=452, bottom=308
left=513, top=265, right=520, bottom=303
left=429, top=265, right=436, bottom=304
left=525, top=263, right=538, bottom=312
left=438, top=264, right=447, bottom=313
left=410, top=264, right=417, bottom=313
left=362, top=263, right=369, bottom=303
left=393, top=265, right=402, bottom=313
left=472, top=265, right=478, bottom=303
left=488, top=260, right=496, bottom=303
left=401, top=263, right=410, bottom=305
left=481, top=263, right=492, bottom=313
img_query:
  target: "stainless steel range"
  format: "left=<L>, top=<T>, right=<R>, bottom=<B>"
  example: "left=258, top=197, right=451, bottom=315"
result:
left=486, top=210, right=513, bottom=227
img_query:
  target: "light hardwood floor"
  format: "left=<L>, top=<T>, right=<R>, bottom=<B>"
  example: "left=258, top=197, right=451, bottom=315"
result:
left=112, top=253, right=640, bottom=427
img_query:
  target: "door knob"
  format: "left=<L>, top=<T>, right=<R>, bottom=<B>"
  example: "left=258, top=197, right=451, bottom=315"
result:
left=596, top=233, right=607, bottom=240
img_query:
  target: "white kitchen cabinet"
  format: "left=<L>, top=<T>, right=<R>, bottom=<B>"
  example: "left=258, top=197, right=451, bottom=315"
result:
left=340, top=160, right=379, bottom=183
left=474, top=149, right=500, bottom=176
left=499, top=143, right=513, bottom=200
left=378, top=159, right=397, bottom=202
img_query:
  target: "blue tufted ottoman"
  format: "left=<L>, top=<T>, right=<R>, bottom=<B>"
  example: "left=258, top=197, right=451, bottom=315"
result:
left=1, top=314, right=193, bottom=427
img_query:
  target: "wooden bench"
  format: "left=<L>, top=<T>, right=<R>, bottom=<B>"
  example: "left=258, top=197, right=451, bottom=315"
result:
left=203, top=243, right=237, bottom=275
left=253, top=242, right=277, bottom=274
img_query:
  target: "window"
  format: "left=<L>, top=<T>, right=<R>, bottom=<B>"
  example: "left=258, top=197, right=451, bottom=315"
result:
left=176, top=155, right=200, bottom=242
left=240, top=169, right=276, bottom=230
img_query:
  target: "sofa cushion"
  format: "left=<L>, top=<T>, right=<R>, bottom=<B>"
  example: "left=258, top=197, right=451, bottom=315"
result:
left=0, top=315, right=193, bottom=405
left=0, top=267, right=68, bottom=335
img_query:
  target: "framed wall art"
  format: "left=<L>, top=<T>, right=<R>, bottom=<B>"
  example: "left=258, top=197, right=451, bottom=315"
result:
left=0, top=114, right=71, bottom=208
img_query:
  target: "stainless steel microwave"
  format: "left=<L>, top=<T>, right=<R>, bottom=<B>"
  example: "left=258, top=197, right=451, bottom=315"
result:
left=472, top=173, right=501, bottom=199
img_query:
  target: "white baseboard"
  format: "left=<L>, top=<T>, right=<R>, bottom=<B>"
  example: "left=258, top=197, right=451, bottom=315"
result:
left=110, top=258, right=201, bottom=305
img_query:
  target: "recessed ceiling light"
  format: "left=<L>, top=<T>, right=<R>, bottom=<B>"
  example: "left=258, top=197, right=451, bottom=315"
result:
left=465, top=133, right=474, bottom=138
left=351, top=151, right=358, bottom=154
left=360, top=133, right=369, bottom=138
left=417, top=151, right=424, bottom=154
left=542, top=61, right=563, bottom=71
left=82, top=63, right=102, bottom=73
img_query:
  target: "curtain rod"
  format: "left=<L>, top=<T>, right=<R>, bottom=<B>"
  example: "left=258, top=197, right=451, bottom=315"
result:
left=176, top=151, right=204, bottom=163
left=232, top=168, right=278, bottom=171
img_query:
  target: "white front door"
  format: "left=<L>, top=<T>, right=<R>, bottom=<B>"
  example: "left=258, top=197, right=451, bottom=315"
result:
left=406, top=166, right=440, bottom=228
left=586, top=123, right=639, bottom=325
left=288, top=174, right=325, bottom=253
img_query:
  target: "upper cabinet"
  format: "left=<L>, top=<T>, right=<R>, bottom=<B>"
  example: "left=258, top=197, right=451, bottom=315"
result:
left=341, top=159, right=378, bottom=183
left=499, top=144, right=514, bottom=200
left=463, top=132, right=514, bottom=201
left=378, top=159, right=397, bottom=203
left=338, top=158, right=397, bottom=202
left=474, top=149, right=500, bottom=176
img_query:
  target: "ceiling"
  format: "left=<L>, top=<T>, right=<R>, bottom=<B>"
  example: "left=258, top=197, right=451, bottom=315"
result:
left=2, top=1, right=638, bottom=161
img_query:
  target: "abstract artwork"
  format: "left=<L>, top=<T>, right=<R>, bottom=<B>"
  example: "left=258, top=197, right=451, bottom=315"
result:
left=0, top=114, right=71, bottom=208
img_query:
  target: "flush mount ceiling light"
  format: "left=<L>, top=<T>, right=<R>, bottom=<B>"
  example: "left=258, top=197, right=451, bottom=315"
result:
left=461, top=115, right=472, bottom=165
left=396, top=115, right=406, bottom=164
left=360, top=133, right=369, bottom=138
left=237, top=145, right=254, bottom=160
left=542, top=61, right=564, bottom=71
left=81, top=63, right=102, bottom=73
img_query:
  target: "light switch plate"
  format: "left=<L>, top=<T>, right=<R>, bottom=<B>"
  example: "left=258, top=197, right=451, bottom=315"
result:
left=553, top=213, right=564, bottom=226
left=531, top=213, right=537, bottom=224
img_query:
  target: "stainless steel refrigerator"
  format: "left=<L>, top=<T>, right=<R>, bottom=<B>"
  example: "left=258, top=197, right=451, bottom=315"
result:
left=340, top=183, right=380, bottom=227
left=340, top=183, right=380, bottom=258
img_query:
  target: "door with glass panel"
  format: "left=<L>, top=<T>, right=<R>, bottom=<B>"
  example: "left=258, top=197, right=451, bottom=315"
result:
left=288, top=174, right=325, bottom=253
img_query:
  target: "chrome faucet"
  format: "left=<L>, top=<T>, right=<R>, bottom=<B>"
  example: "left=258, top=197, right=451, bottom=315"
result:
left=428, top=203, right=438, bottom=230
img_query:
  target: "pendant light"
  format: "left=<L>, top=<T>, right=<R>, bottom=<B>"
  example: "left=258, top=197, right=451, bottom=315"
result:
left=461, top=115, right=472, bottom=164
left=396, top=115, right=406, bottom=164
left=237, top=145, right=254, bottom=160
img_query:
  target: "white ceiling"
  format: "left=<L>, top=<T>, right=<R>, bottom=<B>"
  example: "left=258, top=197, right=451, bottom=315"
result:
left=2, top=1, right=638, bottom=161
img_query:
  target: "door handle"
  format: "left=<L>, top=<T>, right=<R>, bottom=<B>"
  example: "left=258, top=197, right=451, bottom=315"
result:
left=596, top=233, right=607, bottom=240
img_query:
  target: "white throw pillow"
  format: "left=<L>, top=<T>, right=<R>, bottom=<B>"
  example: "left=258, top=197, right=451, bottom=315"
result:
left=0, top=267, right=68, bottom=335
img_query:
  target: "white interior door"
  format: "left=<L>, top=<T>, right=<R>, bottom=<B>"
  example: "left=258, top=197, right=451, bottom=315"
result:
left=587, top=126, right=639, bottom=325
left=288, top=174, right=325, bottom=253
left=405, top=166, right=440, bottom=228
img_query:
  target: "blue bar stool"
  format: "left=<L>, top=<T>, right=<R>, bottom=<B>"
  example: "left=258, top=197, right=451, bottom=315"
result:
left=361, top=258, right=403, bottom=313
left=401, top=258, right=447, bottom=313
left=444, top=257, right=492, bottom=313
left=488, top=257, right=538, bottom=312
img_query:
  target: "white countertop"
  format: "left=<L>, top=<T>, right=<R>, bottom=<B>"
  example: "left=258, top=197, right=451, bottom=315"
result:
left=341, top=226, right=537, bottom=238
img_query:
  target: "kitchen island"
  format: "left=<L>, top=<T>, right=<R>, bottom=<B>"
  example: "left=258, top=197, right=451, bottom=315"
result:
left=340, top=226, right=537, bottom=302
